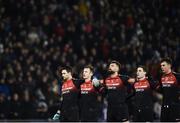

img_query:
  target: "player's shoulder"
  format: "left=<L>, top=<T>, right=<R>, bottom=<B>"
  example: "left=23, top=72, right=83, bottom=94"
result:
left=71, top=78, right=79, bottom=83
left=172, top=72, right=180, bottom=77
left=172, top=72, right=180, bottom=82
left=119, top=74, right=130, bottom=81
left=72, top=78, right=78, bottom=81
left=119, top=74, right=130, bottom=78
left=72, top=78, right=85, bottom=84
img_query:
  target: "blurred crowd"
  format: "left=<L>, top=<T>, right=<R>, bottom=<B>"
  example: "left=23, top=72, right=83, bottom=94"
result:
left=0, top=0, right=179, bottom=121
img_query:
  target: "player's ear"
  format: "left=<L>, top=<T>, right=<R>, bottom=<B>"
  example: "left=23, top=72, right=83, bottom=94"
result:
left=144, top=71, right=147, bottom=75
left=169, top=64, right=172, bottom=68
left=90, top=71, right=93, bottom=76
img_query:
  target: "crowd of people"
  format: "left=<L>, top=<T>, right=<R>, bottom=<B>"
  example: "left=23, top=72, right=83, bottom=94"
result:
left=0, top=0, right=179, bottom=121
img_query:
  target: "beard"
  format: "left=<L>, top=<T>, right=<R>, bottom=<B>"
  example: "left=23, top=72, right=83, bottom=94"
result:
left=107, top=69, right=115, bottom=75
left=63, top=77, right=68, bottom=81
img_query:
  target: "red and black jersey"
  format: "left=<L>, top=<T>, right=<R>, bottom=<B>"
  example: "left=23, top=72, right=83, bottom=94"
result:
left=80, top=80, right=99, bottom=104
left=133, top=78, right=154, bottom=108
left=60, top=79, right=84, bottom=110
left=62, top=79, right=79, bottom=94
left=80, top=80, right=100, bottom=112
left=80, top=80, right=97, bottom=94
left=160, top=72, right=180, bottom=104
left=104, top=75, right=131, bottom=106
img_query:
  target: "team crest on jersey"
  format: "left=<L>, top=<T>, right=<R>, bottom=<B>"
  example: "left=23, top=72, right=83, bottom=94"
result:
left=134, top=80, right=150, bottom=92
left=81, top=81, right=95, bottom=94
left=62, top=80, right=77, bottom=94
left=105, top=77, right=122, bottom=89
left=161, top=74, right=177, bottom=87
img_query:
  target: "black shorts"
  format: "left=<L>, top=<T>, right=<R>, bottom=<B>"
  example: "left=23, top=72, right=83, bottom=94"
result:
left=61, top=106, right=80, bottom=122
left=161, top=103, right=180, bottom=122
left=107, top=103, right=129, bottom=122
left=133, top=106, right=153, bottom=122
left=80, top=107, right=100, bottom=122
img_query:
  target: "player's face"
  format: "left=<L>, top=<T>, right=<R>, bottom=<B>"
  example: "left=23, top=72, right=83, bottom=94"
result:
left=61, top=69, right=71, bottom=80
left=161, top=61, right=171, bottom=74
left=137, top=67, right=146, bottom=79
left=108, top=63, right=119, bottom=73
left=83, top=68, right=93, bottom=79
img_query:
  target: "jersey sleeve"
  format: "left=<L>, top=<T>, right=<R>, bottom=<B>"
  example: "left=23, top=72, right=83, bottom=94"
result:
left=72, top=78, right=85, bottom=89
left=174, top=72, right=180, bottom=85
left=95, top=79, right=108, bottom=97
left=147, top=75, right=159, bottom=89
left=119, top=75, right=131, bottom=86
left=119, top=75, right=136, bottom=101
left=93, top=79, right=106, bottom=93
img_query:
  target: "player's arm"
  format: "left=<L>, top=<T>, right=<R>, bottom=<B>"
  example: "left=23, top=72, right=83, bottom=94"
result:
left=120, top=75, right=136, bottom=100
left=147, top=75, right=159, bottom=89
left=120, top=74, right=135, bottom=86
left=153, top=75, right=163, bottom=93
left=174, top=72, right=180, bottom=101
left=91, top=76, right=108, bottom=97
left=174, top=72, right=180, bottom=84
left=73, top=78, right=85, bottom=88
left=52, top=86, right=63, bottom=121
left=92, top=78, right=105, bottom=91
left=126, top=87, right=136, bottom=101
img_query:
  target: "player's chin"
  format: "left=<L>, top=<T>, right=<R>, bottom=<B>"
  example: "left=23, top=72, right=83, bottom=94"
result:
left=107, top=70, right=114, bottom=75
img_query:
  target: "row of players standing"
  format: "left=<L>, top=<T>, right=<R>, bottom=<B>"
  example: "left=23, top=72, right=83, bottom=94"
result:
left=53, top=57, right=180, bottom=122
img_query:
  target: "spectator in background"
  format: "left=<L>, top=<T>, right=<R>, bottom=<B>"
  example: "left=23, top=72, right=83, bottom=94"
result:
left=9, top=93, right=22, bottom=119
left=21, top=89, right=36, bottom=119
left=0, top=92, right=10, bottom=120
left=34, top=89, right=48, bottom=120
left=0, top=0, right=179, bottom=121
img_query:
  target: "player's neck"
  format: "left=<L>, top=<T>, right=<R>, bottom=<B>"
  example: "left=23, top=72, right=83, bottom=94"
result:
left=165, top=69, right=172, bottom=75
left=110, top=72, right=118, bottom=78
left=67, top=76, right=72, bottom=80
left=138, top=76, right=146, bottom=81
left=85, top=78, right=91, bottom=82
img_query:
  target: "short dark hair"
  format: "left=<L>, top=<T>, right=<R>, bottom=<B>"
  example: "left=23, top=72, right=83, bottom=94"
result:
left=137, top=65, right=147, bottom=72
left=57, top=65, right=72, bottom=77
left=84, top=65, right=94, bottom=73
left=109, top=60, right=121, bottom=69
left=160, top=57, right=172, bottom=65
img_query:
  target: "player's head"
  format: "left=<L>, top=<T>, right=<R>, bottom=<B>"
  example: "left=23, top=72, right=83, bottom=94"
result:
left=57, top=66, right=72, bottom=81
left=137, top=65, right=147, bottom=80
left=82, top=65, right=94, bottom=80
left=160, top=57, right=172, bottom=74
left=108, top=60, right=121, bottom=74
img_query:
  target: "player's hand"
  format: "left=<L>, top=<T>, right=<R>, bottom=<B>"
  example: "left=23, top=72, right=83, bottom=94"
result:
left=52, top=110, right=60, bottom=121
left=128, top=78, right=136, bottom=83
left=92, top=77, right=100, bottom=87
